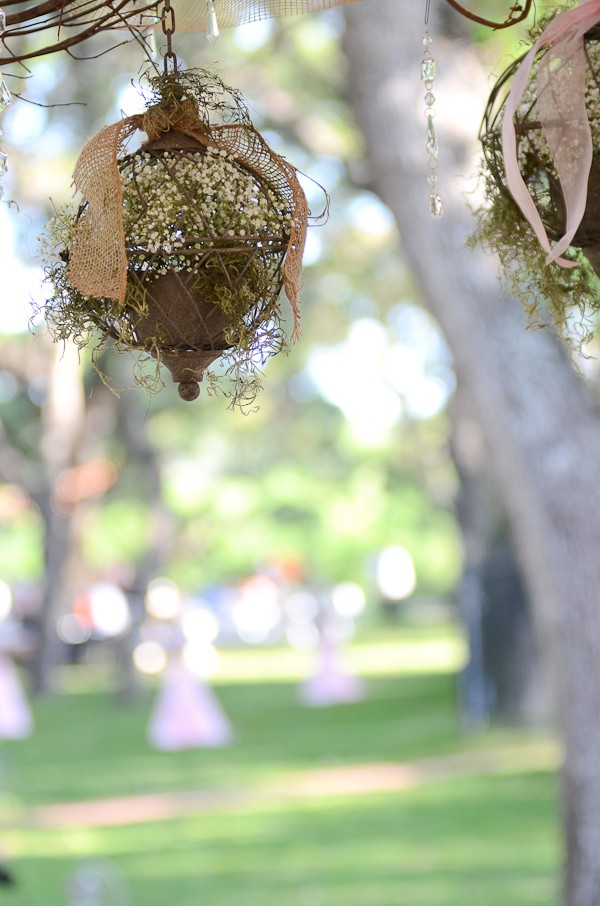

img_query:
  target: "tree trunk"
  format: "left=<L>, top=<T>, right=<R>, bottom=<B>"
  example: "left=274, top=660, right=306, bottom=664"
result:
left=343, top=4, right=600, bottom=903
left=34, top=342, right=86, bottom=694
left=451, top=386, right=538, bottom=728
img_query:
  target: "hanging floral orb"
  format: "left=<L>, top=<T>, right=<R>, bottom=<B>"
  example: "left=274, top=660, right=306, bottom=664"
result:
left=474, top=11, right=600, bottom=342
left=40, top=71, right=309, bottom=406
left=481, top=25, right=600, bottom=268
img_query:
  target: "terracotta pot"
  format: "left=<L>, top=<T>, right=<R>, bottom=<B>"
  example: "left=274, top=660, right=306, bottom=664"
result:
left=546, top=156, right=600, bottom=276
left=129, top=269, right=232, bottom=401
left=549, top=156, right=600, bottom=244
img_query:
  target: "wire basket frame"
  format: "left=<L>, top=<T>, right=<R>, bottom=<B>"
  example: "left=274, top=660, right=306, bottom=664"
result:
left=91, top=134, right=293, bottom=399
left=41, top=70, right=310, bottom=405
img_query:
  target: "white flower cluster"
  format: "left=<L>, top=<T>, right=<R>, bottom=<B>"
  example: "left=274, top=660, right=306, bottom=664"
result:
left=120, top=146, right=294, bottom=276
left=39, top=206, right=77, bottom=267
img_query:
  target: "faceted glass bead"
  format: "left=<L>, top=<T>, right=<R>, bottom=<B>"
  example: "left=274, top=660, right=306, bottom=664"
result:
left=424, top=91, right=435, bottom=107
left=0, top=9, right=5, bottom=36
left=426, top=116, right=439, bottom=159
left=422, top=31, right=432, bottom=48
left=0, top=76, right=11, bottom=112
left=206, top=1, right=220, bottom=44
left=421, top=56, right=436, bottom=83
left=0, top=150, right=7, bottom=175
left=429, top=193, right=444, bottom=219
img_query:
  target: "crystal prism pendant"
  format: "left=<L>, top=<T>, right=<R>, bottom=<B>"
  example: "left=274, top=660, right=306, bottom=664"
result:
left=421, top=56, right=436, bottom=83
left=429, top=193, right=444, bottom=219
left=0, top=150, right=7, bottom=176
left=426, top=116, right=439, bottom=159
left=0, top=76, right=11, bottom=112
left=206, top=0, right=219, bottom=44
left=0, top=9, right=6, bottom=36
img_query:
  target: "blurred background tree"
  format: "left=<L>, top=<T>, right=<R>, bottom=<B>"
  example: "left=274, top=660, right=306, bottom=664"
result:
left=343, top=2, right=600, bottom=902
left=0, top=0, right=566, bottom=725
left=0, top=7, right=462, bottom=693
left=0, top=2, right=597, bottom=902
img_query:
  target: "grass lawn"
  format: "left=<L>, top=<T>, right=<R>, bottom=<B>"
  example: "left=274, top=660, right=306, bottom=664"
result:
left=1, top=625, right=560, bottom=905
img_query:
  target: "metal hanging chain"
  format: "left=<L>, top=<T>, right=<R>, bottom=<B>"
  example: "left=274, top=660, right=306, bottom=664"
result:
left=161, top=0, right=178, bottom=74
left=443, top=0, right=533, bottom=30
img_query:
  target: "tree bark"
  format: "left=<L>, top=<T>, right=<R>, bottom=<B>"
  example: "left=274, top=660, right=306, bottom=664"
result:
left=343, top=4, right=600, bottom=904
left=34, top=342, right=86, bottom=693
left=451, top=386, right=538, bottom=728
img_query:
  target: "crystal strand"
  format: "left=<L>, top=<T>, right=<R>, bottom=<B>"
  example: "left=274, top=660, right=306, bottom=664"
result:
left=0, top=74, right=11, bottom=112
left=206, top=0, right=219, bottom=44
left=0, top=72, right=10, bottom=202
left=421, top=30, right=443, bottom=219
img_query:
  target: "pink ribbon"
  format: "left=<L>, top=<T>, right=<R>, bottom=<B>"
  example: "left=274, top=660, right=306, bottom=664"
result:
left=501, top=0, right=600, bottom=268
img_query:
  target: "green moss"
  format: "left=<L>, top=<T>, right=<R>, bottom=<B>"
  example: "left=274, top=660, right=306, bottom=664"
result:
left=469, top=177, right=600, bottom=346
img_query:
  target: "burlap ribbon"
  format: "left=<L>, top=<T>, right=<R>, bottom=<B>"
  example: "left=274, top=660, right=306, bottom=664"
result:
left=67, top=98, right=307, bottom=339
left=502, top=0, right=600, bottom=268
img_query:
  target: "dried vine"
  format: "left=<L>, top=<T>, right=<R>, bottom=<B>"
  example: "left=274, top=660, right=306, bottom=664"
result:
left=443, top=0, right=534, bottom=29
left=0, top=0, right=537, bottom=69
left=0, top=0, right=159, bottom=67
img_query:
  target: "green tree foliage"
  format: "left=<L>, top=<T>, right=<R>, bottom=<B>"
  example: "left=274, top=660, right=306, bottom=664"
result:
left=0, top=10, right=460, bottom=614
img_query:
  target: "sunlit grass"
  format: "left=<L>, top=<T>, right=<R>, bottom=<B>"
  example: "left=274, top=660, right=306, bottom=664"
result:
left=54, top=623, right=467, bottom=692
left=1, top=626, right=560, bottom=905
left=214, top=626, right=468, bottom=683
left=7, top=774, right=559, bottom=906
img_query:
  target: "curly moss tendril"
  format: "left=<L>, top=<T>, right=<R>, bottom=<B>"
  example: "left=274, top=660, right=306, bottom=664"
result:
left=468, top=173, right=600, bottom=347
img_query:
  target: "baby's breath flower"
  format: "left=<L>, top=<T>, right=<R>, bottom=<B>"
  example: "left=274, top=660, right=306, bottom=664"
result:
left=119, top=146, right=292, bottom=276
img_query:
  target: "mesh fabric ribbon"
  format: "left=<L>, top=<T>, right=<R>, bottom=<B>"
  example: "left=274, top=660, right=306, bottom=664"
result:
left=501, top=0, right=600, bottom=269
left=144, top=0, right=361, bottom=31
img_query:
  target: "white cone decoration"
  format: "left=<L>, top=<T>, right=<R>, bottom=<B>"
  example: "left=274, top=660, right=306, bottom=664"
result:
left=147, top=658, right=233, bottom=751
left=0, top=653, right=33, bottom=739
left=299, top=632, right=365, bottom=708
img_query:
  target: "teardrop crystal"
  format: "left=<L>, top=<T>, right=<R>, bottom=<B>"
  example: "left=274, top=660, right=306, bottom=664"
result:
left=429, top=193, right=444, bottom=219
left=0, top=76, right=11, bottom=112
left=426, top=115, right=439, bottom=159
left=206, top=1, right=219, bottom=44
left=0, top=9, right=6, bottom=36
left=421, top=56, right=436, bottom=83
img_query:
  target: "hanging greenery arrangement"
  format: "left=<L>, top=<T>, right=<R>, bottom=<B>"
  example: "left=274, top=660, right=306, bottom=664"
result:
left=40, top=69, right=310, bottom=406
left=471, top=3, right=600, bottom=344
